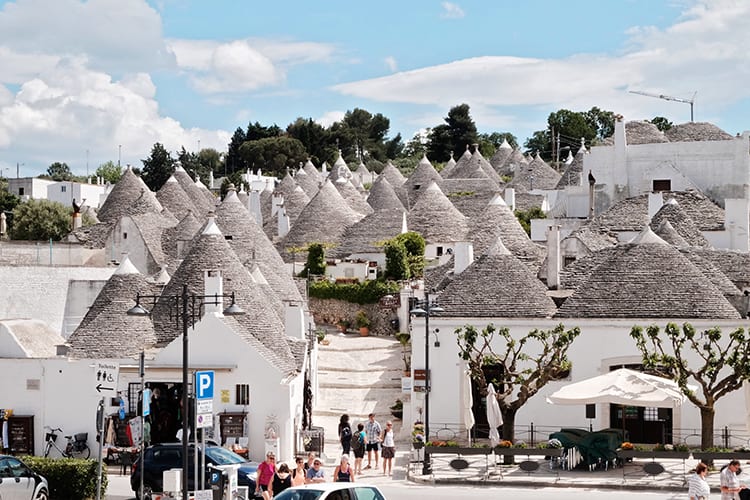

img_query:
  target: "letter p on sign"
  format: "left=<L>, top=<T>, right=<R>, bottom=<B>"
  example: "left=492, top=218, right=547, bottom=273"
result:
left=196, top=371, right=214, bottom=400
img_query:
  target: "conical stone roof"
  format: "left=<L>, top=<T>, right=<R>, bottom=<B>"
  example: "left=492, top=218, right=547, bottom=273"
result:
left=98, top=167, right=163, bottom=223
left=556, top=227, right=741, bottom=319
left=328, top=209, right=406, bottom=258
left=303, top=159, right=323, bottom=183
left=404, top=155, right=442, bottom=206
left=294, top=168, right=320, bottom=198
left=366, top=176, right=405, bottom=211
left=407, top=182, right=468, bottom=243
left=278, top=179, right=363, bottom=261
left=653, top=219, right=689, bottom=247
left=489, top=139, right=513, bottom=171
left=173, top=166, right=213, bottom=215
left=440, top=152, right=457, bottom=178
left=649, top=198, right=711, bottom=247
left=445, top=149, right=502, bottom=184
left=379, top=161, right=408, bottom=207
left=277, top=172, right=298, bottom=198
left=334, top=178, right=373, bottom=216
left=438, top=237, right=557, bottom=318
left=328, top=151, right=354, bottom=182
left=68, top=256, right=159, bottom=358
left=157, top=175, right=196, bottom=220
left=508, top=153, right=561, bottom=190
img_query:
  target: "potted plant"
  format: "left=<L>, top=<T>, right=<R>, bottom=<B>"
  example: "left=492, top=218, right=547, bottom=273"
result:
left=336, top=319, right=351, bottom=333
left=395, top=332, right=411, bottom=375
left=354, top=310, right=371, bottom=336
left=390, top=399, right=403, bottom=419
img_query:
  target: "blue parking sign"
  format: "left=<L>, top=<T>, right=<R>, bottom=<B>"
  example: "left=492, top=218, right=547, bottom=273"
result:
left=195, top=371, right=214, bottom=400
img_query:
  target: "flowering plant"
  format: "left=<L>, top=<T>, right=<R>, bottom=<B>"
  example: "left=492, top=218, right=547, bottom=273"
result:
left=497, top=440, right=513, bottom=448
left=620, top=442, right=634, bottom=450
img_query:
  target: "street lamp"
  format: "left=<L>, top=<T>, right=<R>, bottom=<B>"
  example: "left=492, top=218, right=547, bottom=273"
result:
left=410, top=290, right=443, bottom=475
left=127, top=283, right=244, bottom=500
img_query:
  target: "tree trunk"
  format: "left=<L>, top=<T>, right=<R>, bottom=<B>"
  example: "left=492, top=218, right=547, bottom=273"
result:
left=700, top=406, right=715, bottom=450
left=501, top=408, right=518, bottom=465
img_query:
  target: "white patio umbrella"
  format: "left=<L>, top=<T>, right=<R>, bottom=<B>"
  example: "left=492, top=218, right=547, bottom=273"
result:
left=546, top=368, right=689, bottom=408
left=486, top=383, right=504, bottom=447
left=463, top=369, right=475, bottom=444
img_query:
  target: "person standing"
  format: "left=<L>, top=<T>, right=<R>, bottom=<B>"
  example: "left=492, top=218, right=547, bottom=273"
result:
left=304, top=452, right=316, bottom=471
left=364, top=413, right=382, bottom=470
left=291, top=457, right=306, bottom=486
left=255, top=452, right=276, bottom=500
left=688, top=462, right=710, bottom=500
left=269, top=463, right=292, bottom=497
left=352, top=423, right=367, bottom=475
left=720, top=460, right=746, bottom=499
left=333, top=454, right=355, bottom=482
left=338, top=414, right=352, bottom=455
left=381, top=421, right=395, bottom=476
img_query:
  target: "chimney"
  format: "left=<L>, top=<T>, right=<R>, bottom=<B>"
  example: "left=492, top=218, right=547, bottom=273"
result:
left=203, top=270, right=224, bottom=314
left=0, top=212, right=6, bottom=237
left=72, top=212, right=82, bottom=230
left=588, top=170, right=596, bottom=219
left=209, top=171, right=215, bottom=189
left=647, top=192, right=664, bottom=219
left=453, top=241, right=474, bottom=275
left=504, top=188, right=516, bottom=211
left=546, top=225, right=561, bottom=289
left=277, top=206, right=290, bottom=238
left=249, top=189, right=262, bottom=224
left=284, top=301, right=305, bottom=339
left=271, top=192, right=283, bottom=216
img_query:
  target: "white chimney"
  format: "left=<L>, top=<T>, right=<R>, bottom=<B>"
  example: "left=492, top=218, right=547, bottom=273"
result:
left=209, top=171, right=215, bottom=189
left=278, top=206, right=290, bottom=238
left=271, top=192, right=283, bottom=216
left=647, top=192, right=664, bottom=219
left=725, top=198, right=750, bottom=252
left=453, top=241, right=474, bottom=275
left=203, top=270, right=224, bottom=314
left=284, top=301, right=305, bottom=339
left=546, top=225, right=561, bottom=289
left=72, top=212, right=82, bottom=230
left=249, top=190, right=262, bottom=224
left=504, top=188, right=516, bottom=211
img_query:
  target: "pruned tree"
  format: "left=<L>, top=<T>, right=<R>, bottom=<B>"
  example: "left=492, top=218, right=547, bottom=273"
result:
left=391, top=231, right=425, bottom=278
left=456, top=323, right=581, bottom=441
left=630, top=322, right=750, bottom=450
left=383, top=240, right=409, bottom=281
left=300, top=242, right=326, bottom=278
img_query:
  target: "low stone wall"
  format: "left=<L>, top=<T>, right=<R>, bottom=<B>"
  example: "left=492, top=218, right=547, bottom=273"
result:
left=308, top=297, right=398, bottom=336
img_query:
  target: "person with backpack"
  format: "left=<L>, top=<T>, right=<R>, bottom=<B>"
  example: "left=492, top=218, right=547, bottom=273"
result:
left=352, top=422, right=367, bottom=475
left=338, top=414, right=353, bottom=454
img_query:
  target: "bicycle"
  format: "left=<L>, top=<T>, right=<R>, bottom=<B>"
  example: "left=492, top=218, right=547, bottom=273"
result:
left=43, top=426, right=91, bottom=459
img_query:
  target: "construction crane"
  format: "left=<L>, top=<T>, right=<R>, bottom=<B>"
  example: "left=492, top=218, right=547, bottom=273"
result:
left=629, top=90, right=696, bottom=122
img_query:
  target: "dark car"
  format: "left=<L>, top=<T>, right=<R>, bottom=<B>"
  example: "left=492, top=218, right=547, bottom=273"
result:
left=130, top=443, right=258, bottom=499
left=0, top=454, right=49, bottom=500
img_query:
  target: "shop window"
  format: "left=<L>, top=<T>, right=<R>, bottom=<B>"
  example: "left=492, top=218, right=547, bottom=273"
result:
left=236, top=384, right=249, bottom=405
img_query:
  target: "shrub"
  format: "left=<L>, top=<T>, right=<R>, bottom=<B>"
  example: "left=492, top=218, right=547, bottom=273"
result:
left=308, top=279, right=400, bottom=305
left=20, top=456, right=106, bottom=500
left=354, top=310, right=371, bottom=328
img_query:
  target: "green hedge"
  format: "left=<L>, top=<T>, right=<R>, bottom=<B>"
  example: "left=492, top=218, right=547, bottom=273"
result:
left=309, top=279, right=401, bottom=304
left=20, top=456, right=107, bottom=500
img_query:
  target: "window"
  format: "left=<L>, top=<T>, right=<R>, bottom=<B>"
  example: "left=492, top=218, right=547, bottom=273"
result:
left=61, top=185, right=67, bottom=192
left=236, top=384, right=249, bottom=405
left=123, top=232, right=127, bottom=239
left=643, top=407, right=659, bottom=421
left=563, top=256, right=576, bottom=268
left=436, top=246, right=443, bottom=257
left=652, top=179, right=671, bottom=191
left=18, top=187, right=24, bottom=196
left=344, top=268, right=354, bottom=278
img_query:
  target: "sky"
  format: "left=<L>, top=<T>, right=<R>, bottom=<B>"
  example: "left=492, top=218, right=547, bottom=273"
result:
left=1, top=0, right=750, bottom=178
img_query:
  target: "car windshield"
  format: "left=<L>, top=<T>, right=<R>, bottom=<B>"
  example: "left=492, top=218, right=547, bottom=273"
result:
left=204, top=447, right=246, bottom=465
left=273, top=490, right=324, bottom=500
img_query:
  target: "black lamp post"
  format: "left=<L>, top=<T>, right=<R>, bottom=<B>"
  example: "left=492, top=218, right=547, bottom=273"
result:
left=410, top=290, right=443, bottom=475
left=127, top=283, right=244, bottom=500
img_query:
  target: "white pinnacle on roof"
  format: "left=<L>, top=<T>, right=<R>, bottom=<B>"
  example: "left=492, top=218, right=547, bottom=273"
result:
left=166, top=175, right=178, bottom=184
left=401, top=211, right=408, bottom=233
left=499, top=138, right=512, bottom=149
left=152, top=266, right=171, bottom=284
left=250, top=264, right=269, bottom=285
left=486, top=236, right=512, bottom=256
left=114, top=255, right=140, bottom=275
left=202, top=216, right=222, bottom=236
left=628, top=226, right=668, bottom=245
left=488, top=192, right=508, bottom=207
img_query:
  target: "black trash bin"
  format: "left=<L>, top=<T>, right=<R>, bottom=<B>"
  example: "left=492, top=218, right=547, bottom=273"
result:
left=305, top=426, right=325, bottom=455
left=208, top=465, right=226, bottom=500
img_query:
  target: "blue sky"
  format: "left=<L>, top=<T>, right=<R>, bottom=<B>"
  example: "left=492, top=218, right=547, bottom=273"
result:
left=0, top=0, right=748, bottom=177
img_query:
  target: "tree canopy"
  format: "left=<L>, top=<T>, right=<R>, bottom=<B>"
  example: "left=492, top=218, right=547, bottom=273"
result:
left=10, top=199, right=72, bottom=241
left=239, top=136, right=308, bottom=177
left=427, top=103, right=478, bottom=162
left=95, top=161, right=122, bottom=184
left=524, top=107, right=615, bottom=161
left=46, top=162, right=73, bottom=181
left=141, top=142, right=176, bottom=191
left=630, top=322, right=750, bottom=450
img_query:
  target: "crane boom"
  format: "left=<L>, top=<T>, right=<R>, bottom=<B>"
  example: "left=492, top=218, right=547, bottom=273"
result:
left=629, top=90, right=696, bottom=122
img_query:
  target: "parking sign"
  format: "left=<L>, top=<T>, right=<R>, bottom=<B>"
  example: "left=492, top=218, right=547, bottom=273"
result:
left=195, top=371, right=214, bottom=400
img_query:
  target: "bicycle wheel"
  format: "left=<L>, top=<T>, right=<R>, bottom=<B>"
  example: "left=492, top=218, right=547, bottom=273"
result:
left=69, top=444, right=90, bottom=459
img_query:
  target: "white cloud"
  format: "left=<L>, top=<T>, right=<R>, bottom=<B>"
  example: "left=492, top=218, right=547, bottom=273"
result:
left=384, top=56, right=398, bottom=72
left=440, top=2, right=465, bottom=19
left=0, top=59, right=229, bottom=173
left=316, top=110, right=345, bottom=128
left=334, top=1, right=750, bottom=129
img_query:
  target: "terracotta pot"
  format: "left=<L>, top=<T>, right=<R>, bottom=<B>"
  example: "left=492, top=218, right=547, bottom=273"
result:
left=359, top=327, right=369, bottom=336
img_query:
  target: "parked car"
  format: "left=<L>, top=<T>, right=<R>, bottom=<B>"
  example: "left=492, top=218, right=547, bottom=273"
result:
left=0, top=455, right=49, bottom=500
left=130, top=443, right=258, bottom=499
left=273, top=483, right=386, bottom=500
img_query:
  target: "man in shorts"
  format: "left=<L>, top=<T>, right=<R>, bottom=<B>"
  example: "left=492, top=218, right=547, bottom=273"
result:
left=364, top=413, right=382, bottom=470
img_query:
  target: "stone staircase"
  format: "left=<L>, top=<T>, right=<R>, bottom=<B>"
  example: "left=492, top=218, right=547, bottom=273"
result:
left=311, top=330, right=409, bottom=463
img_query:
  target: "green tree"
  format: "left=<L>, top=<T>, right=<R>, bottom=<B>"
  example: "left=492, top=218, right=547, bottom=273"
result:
left=525, top=107, right=615, bottom=161
left=478, top=132, right=518, bottom=157
left=300, top=243, right=326, bottom=277
left=225, top=127, right=249, bottom=175
left=630, top=322, right=750, bottom=450
left=330, top=108, right=392, bottom=163
left=456, top=323, right=580, bottom=443
left=287, top=117, right=336, bottom=166
left=10, top=199, right=72, bottom=240
left=582, top=107, right=616, bottom=140
left=141, top=142, right=176, bottom=191
left=219, top=171, right=246, bottom=199
left=392, top=231, right=425, bottom=278
left=514, top=206, right=546, bottom=236
left=650, top=116, right=674, bottom=132
left=247, top=121, right=282, bottom=141
left=427, top=103, right=478, bottom=162
left=46, top=162, right=73, bottom=181
left=0, top=177, right=20, bottom=214
left=384, top=240, right=410, bottom=281
left=95, top=161, right=122, bottom=184
left=239, top=136, right=308, bottom=178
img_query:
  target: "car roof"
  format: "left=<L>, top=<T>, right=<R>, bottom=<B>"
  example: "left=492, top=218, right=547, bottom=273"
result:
left=285, top=483, right=382, bottom=492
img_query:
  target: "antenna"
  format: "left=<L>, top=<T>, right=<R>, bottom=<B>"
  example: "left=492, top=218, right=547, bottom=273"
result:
left=629, top=90, right=696, bottom=122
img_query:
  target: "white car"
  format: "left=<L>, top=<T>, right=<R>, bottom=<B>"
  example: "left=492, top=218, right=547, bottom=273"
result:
left=0, top=455, right=49, bottom=500
left=272, top=483, right=385, bottom=500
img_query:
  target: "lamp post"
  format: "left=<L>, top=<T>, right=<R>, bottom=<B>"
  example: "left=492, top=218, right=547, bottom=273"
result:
left=127, top=283, right=244, bottom=500
left=410, top=291, right=443, bottom=475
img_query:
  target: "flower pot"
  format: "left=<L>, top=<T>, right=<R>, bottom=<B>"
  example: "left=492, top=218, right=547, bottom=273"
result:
left=359, top=327, right=369, bottom=336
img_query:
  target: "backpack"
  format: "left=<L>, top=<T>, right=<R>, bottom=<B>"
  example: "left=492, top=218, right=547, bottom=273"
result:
left=341, top=425, right=352, bottom=440
left=352, top=432, right=364, bottom=453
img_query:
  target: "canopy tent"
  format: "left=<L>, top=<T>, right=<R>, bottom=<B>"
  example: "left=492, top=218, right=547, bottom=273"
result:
left=486, top=383, right=503, bottom=447
left=547, top=368, right=689, bottom=408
